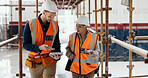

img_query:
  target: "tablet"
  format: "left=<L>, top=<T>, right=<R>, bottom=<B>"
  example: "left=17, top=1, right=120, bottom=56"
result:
left=50, top=52, right=63, bottom=55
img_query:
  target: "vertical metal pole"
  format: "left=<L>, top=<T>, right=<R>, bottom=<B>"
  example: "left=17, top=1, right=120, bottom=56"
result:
left=88, top=0, right=91, bottom=25
left=57, top=10, right=58, bottom=22
left=95, top=0, right=97, bottom=32
left=11, top=0, right=12, bottom=22
left=79, top=4, right=81, bottom=16
left=105, top=0, right=109, bottom=77
left=129, top=0, right=133, bottom=78
left=83, top=0, right=85, bottom=15
left=18, top=0, right=23, bottom=78
left=10, top=0, right=12, bottom=38
left=100, top=0, right=104, bottom=77
left=36, top=0, right=38, bottom=17
left=5, top=14, right=7, bottom=40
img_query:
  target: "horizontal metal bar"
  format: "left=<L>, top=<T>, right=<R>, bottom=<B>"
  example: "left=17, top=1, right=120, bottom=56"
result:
left=0, top=36, right=19, bottom=47
left=0, top=4, right=41, bottom=7
left=87, top=28, right=95, bottom=33
left=114, top=75, right=148, bottom=78
left=135, top=36, right=148, bottom=40
left=110, top=36, right=148, bottom=57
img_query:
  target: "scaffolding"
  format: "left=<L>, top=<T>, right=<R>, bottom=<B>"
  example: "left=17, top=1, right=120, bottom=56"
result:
left=0, top=0, right=148, bottom=78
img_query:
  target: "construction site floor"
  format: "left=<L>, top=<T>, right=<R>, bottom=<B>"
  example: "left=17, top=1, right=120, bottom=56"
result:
left=0, top=43, right=148, bottom=78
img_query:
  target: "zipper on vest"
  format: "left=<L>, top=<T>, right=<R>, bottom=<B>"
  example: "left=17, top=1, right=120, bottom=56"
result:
left=79, top=47, right=81, bottom=75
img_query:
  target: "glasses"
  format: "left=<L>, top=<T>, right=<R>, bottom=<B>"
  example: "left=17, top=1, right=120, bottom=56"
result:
left=48, top=14, right=56, bottom=18
left=45, top=10, right=56, bottom=18
left=76, top=25, right=85, bottom=28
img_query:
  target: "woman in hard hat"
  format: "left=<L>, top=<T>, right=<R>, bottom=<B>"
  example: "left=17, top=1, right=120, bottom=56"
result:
left=23, top=0, right=62, bottom=78
left=65, top=15, right=101, bottom=78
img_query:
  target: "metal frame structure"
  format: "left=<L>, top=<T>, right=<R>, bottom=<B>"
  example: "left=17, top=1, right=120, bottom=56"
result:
left=99, top=0, right=105, bottom=77
left=127, top=0, right=135, bottom=77
left=0, top=36, right=18, bottom=47
left=0, top=0, right=148, bottom=78
left=135, top=36, right=148, bottom=40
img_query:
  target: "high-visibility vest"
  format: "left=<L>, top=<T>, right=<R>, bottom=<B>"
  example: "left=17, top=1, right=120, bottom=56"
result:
left=28, top=17, right=58, bottom=56
left=69, top=32, right=99, bottom=75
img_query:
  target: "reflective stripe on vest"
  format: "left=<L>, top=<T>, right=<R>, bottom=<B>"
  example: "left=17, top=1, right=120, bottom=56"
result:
left=28, top=18, right=58, bottom=56
left=51, top=21, right=57, bottom=48
left=71, top=32, right=76, bottom=52
left=73, top=58, right=99, bottom=64
left=32, top=19, right=36, bottom=45
left=70, top=32, right=99, bottom=75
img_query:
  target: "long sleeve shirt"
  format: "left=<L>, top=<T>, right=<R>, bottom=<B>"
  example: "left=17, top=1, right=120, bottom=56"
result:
left=23, top=14, right=61, bottom=53
left=66, top=31, right=100, bottom=59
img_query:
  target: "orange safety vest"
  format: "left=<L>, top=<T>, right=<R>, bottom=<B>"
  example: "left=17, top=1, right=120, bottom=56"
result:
left=69, top=32, right=99, bottom=75
left=28, top=17, right=58, bottom=56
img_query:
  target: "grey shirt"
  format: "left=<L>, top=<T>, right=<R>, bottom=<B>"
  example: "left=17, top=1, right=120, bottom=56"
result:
left=66, top=31, right=100, bottom=59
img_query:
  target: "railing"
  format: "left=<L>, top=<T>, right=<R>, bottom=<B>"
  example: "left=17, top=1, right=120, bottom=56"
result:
left=135, top=36, right=148, bottom=40
left=0, top=35, right=19, bottom=47
left=88, top=28, right=148, bottom=59
left=88, top=28, right=148, bottom=78
left=110, top=36, right=148, bottom=58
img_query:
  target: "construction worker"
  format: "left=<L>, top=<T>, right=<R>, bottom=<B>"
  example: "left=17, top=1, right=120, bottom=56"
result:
left=65, top=15, right=101, bottom=78
left=23, top=0, right=62, bottom=78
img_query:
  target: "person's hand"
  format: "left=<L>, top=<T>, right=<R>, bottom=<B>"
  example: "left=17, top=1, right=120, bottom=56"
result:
left=85, top=49, right=93, bottom=54
left=69, top=54, right=75, bottom=61
left=39, top=44, right=55, bottom=51
left=49, top=54, right=63, bottom=60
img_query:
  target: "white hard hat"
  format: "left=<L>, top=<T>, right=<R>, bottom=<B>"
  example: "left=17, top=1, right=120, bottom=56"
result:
left=42, top=0, right=57, bottom=12
left=75, top=15, right=90, bottom=26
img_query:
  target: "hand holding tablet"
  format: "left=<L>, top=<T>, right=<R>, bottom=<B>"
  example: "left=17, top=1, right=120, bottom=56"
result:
left=39, top=44, right=55, bottom=51
left=50, top=52, right=63, bottom=55
left=49, top=52, right=63, bottom=60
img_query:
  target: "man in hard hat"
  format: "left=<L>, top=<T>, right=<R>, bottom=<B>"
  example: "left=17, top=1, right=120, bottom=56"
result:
left=65, top=15, right=101, bottom=78
left=23, top=0, right=62, bottom=78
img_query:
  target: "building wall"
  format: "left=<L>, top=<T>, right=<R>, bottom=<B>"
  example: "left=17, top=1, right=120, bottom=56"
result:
left=2, top=0, right=147, bottom=24
left=78, top=0, right=148, bottom=24
left=8, top=1, right=42, bottom=22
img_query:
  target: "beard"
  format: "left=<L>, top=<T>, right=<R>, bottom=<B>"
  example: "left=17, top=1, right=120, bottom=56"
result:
left=46, top=20, right=51, bottom=23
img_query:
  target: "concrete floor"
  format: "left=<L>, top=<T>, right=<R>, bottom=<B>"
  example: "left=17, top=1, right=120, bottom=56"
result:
left=0, top=47, right=30, bottom=78
left=0, top=44, right=148, bottom=78
left=0, top=43, right=72, bottom=78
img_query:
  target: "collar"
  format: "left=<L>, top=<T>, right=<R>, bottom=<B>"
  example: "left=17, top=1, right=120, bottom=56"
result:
left=78, top=30, right=89, bottom=39
left=38, top=13, right=50, bottom=26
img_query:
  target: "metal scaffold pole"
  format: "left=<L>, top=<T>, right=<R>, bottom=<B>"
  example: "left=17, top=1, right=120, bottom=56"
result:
left=5, top=14, right=7, bottom=40
left=36, top=0, right=38, bottom=17
left=100, top=0, right=104, bottom=77
left=87, top=0, right=91, bottom=25
left=83, top=0, right=85, bottom=15
left=127, top=0, right=135, bottom=78
left=16, top=0, right=25, bottom=78
left=105, top=0, right=109, bottom=77
left=10, top=0, right=13, bottom=38
left=18, top=0, right=23, bottom=77
left=103, top=0, right=112, bottom=77
left=94, top=0, right=98, bottom=33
